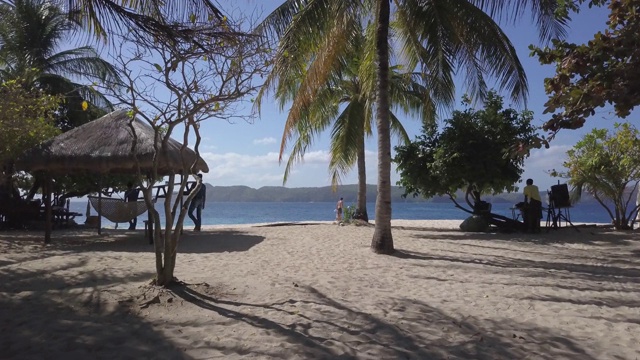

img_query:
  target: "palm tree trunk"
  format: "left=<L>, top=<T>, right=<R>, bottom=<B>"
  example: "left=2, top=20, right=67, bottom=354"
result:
left=356, top=130, right=368, bottom=222
left=371, top=0, right=394, bottom=254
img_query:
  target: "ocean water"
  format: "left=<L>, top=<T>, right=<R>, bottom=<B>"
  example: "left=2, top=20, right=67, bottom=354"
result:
left=69, top=200, right=613, bottom=228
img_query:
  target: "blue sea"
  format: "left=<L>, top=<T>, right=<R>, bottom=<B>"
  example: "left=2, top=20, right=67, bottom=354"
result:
left=69, top=200, right=613, bottom=228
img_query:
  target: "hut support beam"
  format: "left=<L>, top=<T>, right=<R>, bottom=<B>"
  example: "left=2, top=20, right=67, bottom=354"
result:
left=98, top=185, right=102, bottom=235
left=44, top=175, right=52, bottom=244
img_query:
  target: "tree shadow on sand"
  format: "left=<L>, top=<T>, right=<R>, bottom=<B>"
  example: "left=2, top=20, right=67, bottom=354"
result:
left=404, top=226, right=638, bottom=246
left=159, top=282, right=601, bottom=359
left=0, top=229, right=265, bottom=258
left=393, top=249, right=640, bottom=287
left=0, top=261, right=192, bottom=359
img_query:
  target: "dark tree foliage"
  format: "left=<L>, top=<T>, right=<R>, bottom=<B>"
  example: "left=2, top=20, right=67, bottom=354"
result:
left=531, top=0, right=640, bottom=134
left=393, top=92, right=538, bottom=213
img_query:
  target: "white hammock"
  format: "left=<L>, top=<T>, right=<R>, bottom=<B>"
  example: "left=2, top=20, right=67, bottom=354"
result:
left=88, top=196, right=148, bottom=224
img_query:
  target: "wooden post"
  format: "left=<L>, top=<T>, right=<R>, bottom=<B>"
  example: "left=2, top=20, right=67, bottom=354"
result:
left=146, top=175, right=154, bottom=244
left=97, top=189, right=102, bottom=235
left=44, top=175, right=52, bottom=244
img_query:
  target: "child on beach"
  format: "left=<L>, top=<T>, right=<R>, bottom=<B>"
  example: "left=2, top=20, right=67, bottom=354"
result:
left=336, top=197, right=344, bottom=222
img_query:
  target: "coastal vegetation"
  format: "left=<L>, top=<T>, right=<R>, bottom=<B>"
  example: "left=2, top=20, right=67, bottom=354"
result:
left=393, top=92, right=538, bottom=224
left=0, top=0, right=119, bottom=126
left=0, top=80, right=61, bottom=172
left=532, top=0, right=640, bottom=134
left=0, top=0, right=118, bottom=202
left=556, top=123, right=640, bottom=230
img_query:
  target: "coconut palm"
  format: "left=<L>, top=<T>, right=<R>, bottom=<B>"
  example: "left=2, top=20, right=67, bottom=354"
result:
left=256, top=23, right=438, bottom=222
left=46, top=0, right=227, bottom=49
left=257, top=0, right=567, bottom=254
left=0, top=0, right=120, bottom=125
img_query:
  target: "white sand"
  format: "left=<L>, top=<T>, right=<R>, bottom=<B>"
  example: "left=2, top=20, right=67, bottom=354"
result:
left=1, top=220, right=639, bottom=359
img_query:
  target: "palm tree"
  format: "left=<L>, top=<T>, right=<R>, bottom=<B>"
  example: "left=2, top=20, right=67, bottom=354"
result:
left=257, top=0, right=567, bottom=254
left=0, top=0, right=120, bottom=126
left=256, top=23, right=436, bottom=222
left=51, top=0, right=226, bottom=45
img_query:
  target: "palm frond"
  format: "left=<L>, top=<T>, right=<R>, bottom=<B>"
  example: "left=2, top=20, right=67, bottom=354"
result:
left=328, top=101, right=365, bottom=185
left=46, top=46, right=121, bottom=84
left=396, top=0, right=528, bottom=105
left=63, top=0, right=225, bottom=43
left=38, top=73, right=112, bottom=109
left=469, top=0, right=568, bottom=42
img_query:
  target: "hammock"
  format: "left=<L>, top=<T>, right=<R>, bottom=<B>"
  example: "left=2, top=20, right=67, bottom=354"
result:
left=88, top=196, right=148, bottom=224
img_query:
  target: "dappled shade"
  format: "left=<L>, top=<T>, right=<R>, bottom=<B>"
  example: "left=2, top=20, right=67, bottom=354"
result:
left=15, top=110, right=208, bottom=175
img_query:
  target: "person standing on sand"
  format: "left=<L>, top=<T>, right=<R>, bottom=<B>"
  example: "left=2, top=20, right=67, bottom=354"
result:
left=124, top=182, right=140, bottom=230
left=523, top=178, right=542, bottom=233
left=336, top=197, right=344, bottom=222
left=188, top=174, right=206, bottom=231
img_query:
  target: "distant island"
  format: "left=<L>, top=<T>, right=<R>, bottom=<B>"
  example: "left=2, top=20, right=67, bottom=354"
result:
left=202, top=183, right=603, bottom=204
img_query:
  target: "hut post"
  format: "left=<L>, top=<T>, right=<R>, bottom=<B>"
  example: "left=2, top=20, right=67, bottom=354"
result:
left=179, top=174, right=184, bottom=235
left=144, top=174, right=154, bottom=244
left=179, top=174, right=184, bottom=210
left=44, top=174, right=52, bottom=244
left=97, top=187, right=102, bottom=235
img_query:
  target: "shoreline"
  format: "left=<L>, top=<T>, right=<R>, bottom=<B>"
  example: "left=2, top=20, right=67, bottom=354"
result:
left=99, top=219, right=612, bottom=231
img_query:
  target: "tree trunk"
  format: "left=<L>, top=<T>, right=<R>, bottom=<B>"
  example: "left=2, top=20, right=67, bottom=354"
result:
left=152, top=174, right=185, bottom=287
left=371, top=0, right=394, bottom=254
left=26, top=174, right=42, bottom=201
left=355, top=130, right=369, bottom=222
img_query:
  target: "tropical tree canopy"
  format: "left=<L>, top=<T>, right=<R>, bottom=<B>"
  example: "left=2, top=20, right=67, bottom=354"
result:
left=256, top=17, right=437, bottom=222
left=531, top=0, right=639, bottom=134
left=556, top=123, right=640, bottom=230
left=0, top=80, right=60, bottom=189
left=0, top=79, right=61, bottom=171
left=53, top=0, right=224, bottom=44
left=394, top=92, right=538, bottom=211
left=0, top=0, right=119, bottom=128
left=256, top=20, right=433, bottom=200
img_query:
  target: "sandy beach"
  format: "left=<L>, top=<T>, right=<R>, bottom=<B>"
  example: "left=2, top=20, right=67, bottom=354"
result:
left=1, top=220, right=639, bottom=360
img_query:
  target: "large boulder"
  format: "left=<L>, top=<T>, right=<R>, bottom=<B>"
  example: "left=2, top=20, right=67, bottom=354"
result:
left=460, top=215, right=489, bottom=232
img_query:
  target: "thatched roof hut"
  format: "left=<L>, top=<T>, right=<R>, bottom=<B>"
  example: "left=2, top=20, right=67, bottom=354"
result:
left=16, top=109, right=209, bottom=175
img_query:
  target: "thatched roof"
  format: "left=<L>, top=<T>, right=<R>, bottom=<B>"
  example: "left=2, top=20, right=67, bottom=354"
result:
left=15, top=110, right=209, bottom=175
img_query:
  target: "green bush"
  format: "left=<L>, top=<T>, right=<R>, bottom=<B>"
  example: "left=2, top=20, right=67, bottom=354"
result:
left=343, top=204, right=356, bottom=223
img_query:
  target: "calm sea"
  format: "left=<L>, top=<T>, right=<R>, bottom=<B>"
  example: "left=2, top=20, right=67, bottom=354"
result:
left=69, top=200, right=612, bottom=228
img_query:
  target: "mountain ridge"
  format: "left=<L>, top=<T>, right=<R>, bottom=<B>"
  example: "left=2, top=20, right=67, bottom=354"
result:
left=203, top=183, right=601, bottom=204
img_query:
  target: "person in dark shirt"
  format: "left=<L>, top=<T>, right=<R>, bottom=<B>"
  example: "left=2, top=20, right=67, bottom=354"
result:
left=188, top=174, right=206, bottom=231
left=125, top=182, right=140, bottom=230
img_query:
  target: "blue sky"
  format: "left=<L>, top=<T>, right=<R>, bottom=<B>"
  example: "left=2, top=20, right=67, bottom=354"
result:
left=191, top=1, right=629, bottom=193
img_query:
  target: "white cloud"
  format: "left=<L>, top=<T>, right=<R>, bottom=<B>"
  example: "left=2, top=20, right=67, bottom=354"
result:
left=521, top=144, right=572, bottom=191
left=297, top=150, right=331, bottom=164
left=199, top=151, right=286, bottom=187
left=196, top=143, right=573, bottom=192
left=198, top=149, right=372, bottom=188
left=253, top=137, right=277, bottom=145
